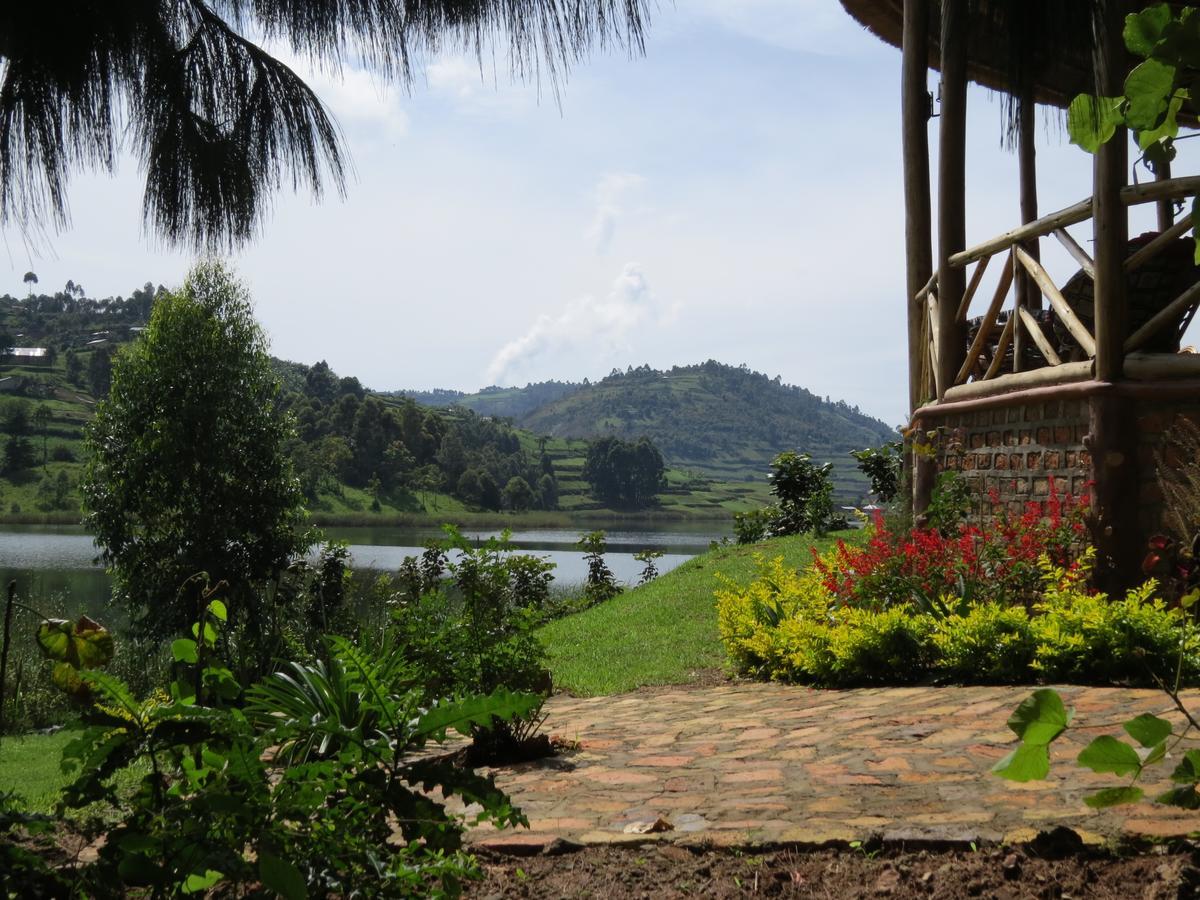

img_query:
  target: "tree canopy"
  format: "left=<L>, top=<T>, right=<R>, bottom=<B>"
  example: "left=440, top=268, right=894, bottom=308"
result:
left=81, top=261, right=310, bottom=635
left=0, top=1, right=648, bottom=249
left=582, top=434, right=664, bottom=509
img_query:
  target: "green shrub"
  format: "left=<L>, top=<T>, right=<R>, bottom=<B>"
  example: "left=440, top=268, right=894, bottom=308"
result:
left=822, top=607, right=935, bottom=685
left=932, top=602, right=1036, bottom=682
left=718, top=552, right=1200, bottom=688
left=1032, top=555, right=1200, bottom=683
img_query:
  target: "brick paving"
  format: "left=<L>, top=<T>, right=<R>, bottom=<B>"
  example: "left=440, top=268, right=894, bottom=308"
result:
left=458, top=683, right=1200, bottom=852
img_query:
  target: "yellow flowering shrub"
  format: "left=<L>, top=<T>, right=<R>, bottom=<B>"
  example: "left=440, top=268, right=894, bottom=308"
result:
left=716, top=548, right=1200, bottom=687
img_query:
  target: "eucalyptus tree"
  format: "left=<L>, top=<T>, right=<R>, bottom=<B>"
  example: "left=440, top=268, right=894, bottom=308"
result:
left=0, top=1, right=649, bottom=250
left=81, top=261, right=311, bottom=637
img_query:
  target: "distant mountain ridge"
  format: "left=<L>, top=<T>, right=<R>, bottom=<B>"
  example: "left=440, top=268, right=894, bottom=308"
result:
left=391, top=362, right=895, bottom=494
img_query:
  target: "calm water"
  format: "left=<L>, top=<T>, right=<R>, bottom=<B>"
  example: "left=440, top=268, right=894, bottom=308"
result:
left=0, top=522, right=731, bottom=618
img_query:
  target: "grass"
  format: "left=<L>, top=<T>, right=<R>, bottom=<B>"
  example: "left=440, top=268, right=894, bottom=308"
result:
left=0, top=729, right=78, bottom=813
left=538, top=530, right=854, bottom=696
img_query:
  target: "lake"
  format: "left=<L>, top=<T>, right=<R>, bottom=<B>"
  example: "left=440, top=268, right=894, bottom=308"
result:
left=0, top=521, right=732, bottom=618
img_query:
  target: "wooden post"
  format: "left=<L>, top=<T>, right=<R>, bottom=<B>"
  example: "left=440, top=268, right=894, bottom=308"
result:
left=902, top=0, right=934, bottom=516
left=1014, top=91, right=1040, bottom=370
left=1092, top=0, right=1128, bottom=383
left=903, top=0, right=933, bottom=414
left=937, top=0, right=968, bottom=400
left=1156, top=158, right=1175, bottom=231
left=1090, top=0, right=1139, bottom=594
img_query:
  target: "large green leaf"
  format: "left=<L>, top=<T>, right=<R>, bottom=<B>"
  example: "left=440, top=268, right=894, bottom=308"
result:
left=1077, top=736, right=1142, bottom=776
left=414, top=689, right=542, bottom=740
left=36, top=616, right=115, bottom=669
left=1006, top=689, right=1072, bottom=746
left=1124, top=713, right=1174, bottom=748
left=1157, top=785, right=1200, bottom=808
left=259, top=851, right=307, bottom=900
left=1124, top=3, right=1173, bottom=57
left=1171, top=748, right=1200, bottom=783
left=992, top=743, right=1049, bottom=782
left=1067, top=95, right=1125, bottom=153
left=1084, top=786, right=1144, bottom=809
left=1124, top=59, right=1177, bottom=131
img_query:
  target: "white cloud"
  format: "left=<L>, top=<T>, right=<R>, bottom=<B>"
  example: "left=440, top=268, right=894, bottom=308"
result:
left=424, top=53, right=536, bottom=117
left=587, top=172, right=644, bottom=254
left=486, top=263, right=679, bottom=384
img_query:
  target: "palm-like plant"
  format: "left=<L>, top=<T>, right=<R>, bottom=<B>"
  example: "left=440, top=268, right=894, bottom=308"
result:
left=0, top=1, right=649, bottom=250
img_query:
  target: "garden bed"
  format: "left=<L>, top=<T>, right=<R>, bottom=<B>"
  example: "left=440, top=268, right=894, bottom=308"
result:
left=468, top=841, right=1200, bottom=899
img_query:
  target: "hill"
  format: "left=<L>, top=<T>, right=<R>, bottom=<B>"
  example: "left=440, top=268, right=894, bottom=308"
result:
left=0, top=294, right=770, bottom=523
left=389, top=380, right=581, bottom=419
left=397, top=362, right=895, bottom=497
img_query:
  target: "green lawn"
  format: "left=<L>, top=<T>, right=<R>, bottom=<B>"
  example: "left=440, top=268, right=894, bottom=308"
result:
left=538, top=531, right=854, bottom=696
left=0, top=729, right=78, bottom=813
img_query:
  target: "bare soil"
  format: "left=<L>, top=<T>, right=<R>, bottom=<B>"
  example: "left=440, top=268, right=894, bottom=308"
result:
left=468, top=840, right=1200, bottom=899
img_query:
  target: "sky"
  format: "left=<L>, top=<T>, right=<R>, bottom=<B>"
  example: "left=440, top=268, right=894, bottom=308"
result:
left=2, top=1, right=1193, bottom=428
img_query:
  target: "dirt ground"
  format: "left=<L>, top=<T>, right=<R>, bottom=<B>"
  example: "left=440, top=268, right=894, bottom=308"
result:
left=467, top=838, right=1200, bottom=899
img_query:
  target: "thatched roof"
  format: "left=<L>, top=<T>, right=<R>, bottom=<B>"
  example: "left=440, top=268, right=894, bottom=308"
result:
left=839, top=1, right=1133, bottom=113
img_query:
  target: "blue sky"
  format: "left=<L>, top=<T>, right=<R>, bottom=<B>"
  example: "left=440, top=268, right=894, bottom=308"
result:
left=2, top=2, right=1191, bottom=427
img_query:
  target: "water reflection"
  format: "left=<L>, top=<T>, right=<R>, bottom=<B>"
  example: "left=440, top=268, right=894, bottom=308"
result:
left=0, top=522, right=731, bottom=619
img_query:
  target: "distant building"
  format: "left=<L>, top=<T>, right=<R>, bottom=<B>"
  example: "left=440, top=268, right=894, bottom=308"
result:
left=2, top=347, right=50, bottom=366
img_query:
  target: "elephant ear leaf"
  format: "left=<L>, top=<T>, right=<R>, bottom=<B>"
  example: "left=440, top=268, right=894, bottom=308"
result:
left=37, top=616, right=115, bottom=669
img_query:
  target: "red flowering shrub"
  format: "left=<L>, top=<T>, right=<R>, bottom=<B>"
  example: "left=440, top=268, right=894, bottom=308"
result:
left=813, top=478, right=1089, bottom=612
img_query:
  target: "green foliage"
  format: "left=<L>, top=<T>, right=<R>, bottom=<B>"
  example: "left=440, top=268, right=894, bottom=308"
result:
left=633, top=549, right=664, bottom=585
left=81, top=262, right=311, bottom=637
left=766, top=450, right=834, bottom=537
left=924, top=470, right=972, bottom=534
left=718, top=553, right=1200, bottom=688
left=1066, top=3, right=1200, bottom=258
left=578, top=530, right=622, bottom=606
left=582, top=436, right=666, bottom=509
left=36, top=602, right=535, bottom=897
left=389, top=527, right=553, bottom=755
left=733, top=505, right=779, bottom=545
left=851, top=440, right=902, bottom=503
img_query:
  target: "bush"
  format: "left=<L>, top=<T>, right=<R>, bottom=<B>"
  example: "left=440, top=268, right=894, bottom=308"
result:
left=717, top=551, right=1200, bottom=688
left=813, top=479, right=1088, bottom=612
left=49, top=445, right=74, bottom=463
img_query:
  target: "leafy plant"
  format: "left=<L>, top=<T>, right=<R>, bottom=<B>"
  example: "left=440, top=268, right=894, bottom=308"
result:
left=634, top=549, right=665, bottom=585
left=851, top=440, right=902, bottom=504
left=1066, top=3, right=1200, bottom=258
left=578, top=531, right=622, bottom=606
left=36, top=599, right=538, bottom=897
left=768, top=451, right=835, bottom=537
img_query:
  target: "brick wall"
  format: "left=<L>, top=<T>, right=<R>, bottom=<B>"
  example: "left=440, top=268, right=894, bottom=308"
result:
left=914, top=397, right=1091, bottom=516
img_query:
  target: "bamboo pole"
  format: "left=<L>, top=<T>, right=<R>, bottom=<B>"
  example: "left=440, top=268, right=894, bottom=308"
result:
left=955, top=252, right=1013, bottom=385
left=1014, top=89, right=1040, bottom=371
left=984, top=315, right=1015, bottom=380
left=943, top=360, right=1093, bottom=403
left=1090, top=0, right=1139, bottom=596
left=956, top=254, right=990, bottom=322
left=1124, top=351, right=1200, bottom=379
left=949, top=176, right=1200, bottom=270
left=1123, top=279, right=1200, bottom=353
left=1014, top=246, right=1098, bottom=357
left=937, top=0, right=968, bottom=400
left=1125, top=211, right=1194, bottom=273
left=1018, top=307, right=1063, bottom=366
left=902, top=0, right=934, bottom=416
left=1122, top=175, right=1200, bottom=207
left=949, top=198, right=1094, bottom=268
left=1053, top=228, right=1095, bottom=279
left=1156, top=158, right=1175, bottom=230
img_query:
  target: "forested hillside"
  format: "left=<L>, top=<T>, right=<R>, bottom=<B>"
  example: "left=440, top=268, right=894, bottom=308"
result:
left=0, top=292, right=771, bottom=521
left=398, top=362, right=896, bottom=495
left=391, top=380, right=580, bottom=419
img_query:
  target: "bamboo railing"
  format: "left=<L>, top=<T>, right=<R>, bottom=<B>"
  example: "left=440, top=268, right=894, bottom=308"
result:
left=915, top=176, right=1200, bottom=404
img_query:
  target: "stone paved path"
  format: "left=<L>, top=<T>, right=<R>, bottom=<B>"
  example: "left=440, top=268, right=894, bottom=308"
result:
left=460, top=684, right=1200, bottom=853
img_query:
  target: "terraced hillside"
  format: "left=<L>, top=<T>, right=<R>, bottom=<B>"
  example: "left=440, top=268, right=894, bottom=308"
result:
left=409, top=362, right=896, bottom=499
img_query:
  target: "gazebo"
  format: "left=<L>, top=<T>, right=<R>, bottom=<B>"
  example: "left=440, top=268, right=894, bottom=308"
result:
left=840, top=0, right=1200, bottom=589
